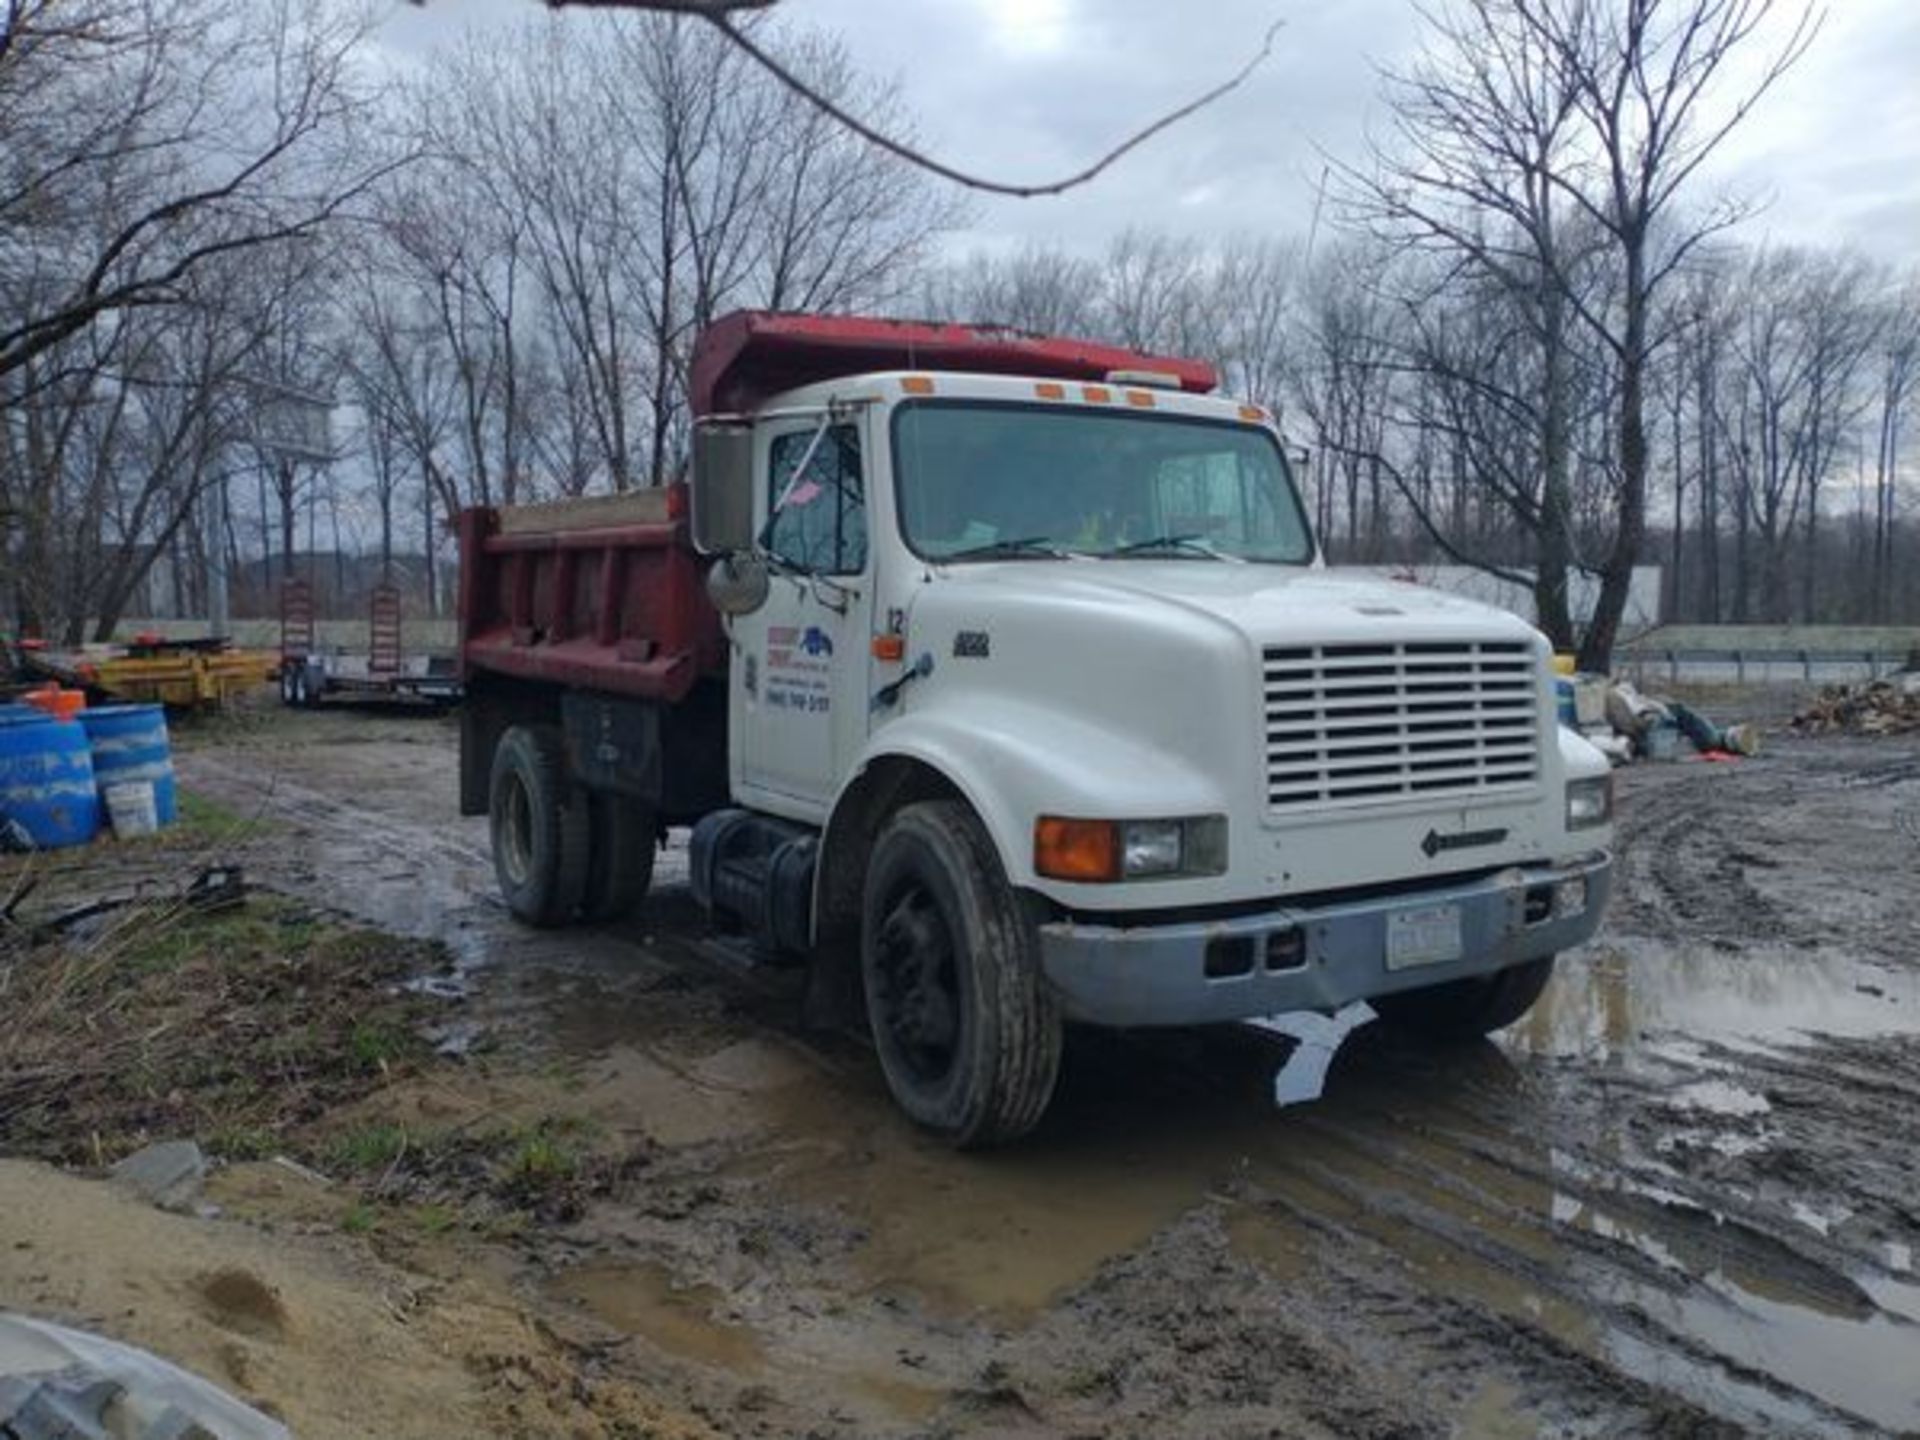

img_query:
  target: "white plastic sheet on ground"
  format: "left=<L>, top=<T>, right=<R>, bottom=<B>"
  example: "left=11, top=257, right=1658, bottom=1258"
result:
left=1245, top=1001, right=1376, bottom=1107
left=0, top=1313, right=289, bottom=1440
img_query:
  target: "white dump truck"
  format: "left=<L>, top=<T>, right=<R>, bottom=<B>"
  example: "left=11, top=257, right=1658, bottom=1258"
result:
left=457, top=312, right=1614, bottom=1146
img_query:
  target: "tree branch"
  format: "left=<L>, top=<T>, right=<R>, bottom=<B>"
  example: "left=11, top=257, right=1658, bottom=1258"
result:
left=418, top=0, right=1285, bottom=198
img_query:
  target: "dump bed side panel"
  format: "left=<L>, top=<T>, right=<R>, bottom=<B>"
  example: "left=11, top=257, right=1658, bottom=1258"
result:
left=457, top=485, right=725, bottom=704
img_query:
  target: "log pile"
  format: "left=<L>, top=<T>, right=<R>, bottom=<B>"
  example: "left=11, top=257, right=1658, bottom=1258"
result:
left=1790, top=678, right=1920, bottom=736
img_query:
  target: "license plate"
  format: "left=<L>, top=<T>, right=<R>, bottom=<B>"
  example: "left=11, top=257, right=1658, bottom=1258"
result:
left=1386, top=904, right=1464, bottom=970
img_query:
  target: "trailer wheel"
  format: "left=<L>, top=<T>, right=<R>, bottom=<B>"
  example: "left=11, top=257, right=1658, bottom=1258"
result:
left=290, top=665, right=311, bottom=708
left=861, top=800, right=1062, bottom=1148
left=489, top=724, right=591, bottom=927
left=1371, top=955, right=1556, bottom=1041
left=279, top=666, right=297, bottom=707
left=581, top=794, right=656, bottom=923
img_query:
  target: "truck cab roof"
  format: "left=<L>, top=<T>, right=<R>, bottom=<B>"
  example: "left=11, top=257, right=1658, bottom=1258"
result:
left=690, top=310, right=1218, bottom=419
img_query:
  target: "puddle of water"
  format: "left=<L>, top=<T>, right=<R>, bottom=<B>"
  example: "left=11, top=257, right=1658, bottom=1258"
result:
left=1859, top=1273, right=1920, bottom=1324
left=1658, top=1280, right=1920, bottom=1433
left=769, top=1127, right=1234, bottom=1322
left=1668, top=1078, right=1770, bottom=1116
left=552, top=1260, right=765, bottom=1373
left=1508, top=942, right=1920, bottom=1062
left=1454, top=1378, right=1540, bottom=1440
left=1551, top=1178, right=1920, bottom=1432
left=1652, top=1124, right=1776, bottom=1160
left=847, top=1372, right=949, bottom=1424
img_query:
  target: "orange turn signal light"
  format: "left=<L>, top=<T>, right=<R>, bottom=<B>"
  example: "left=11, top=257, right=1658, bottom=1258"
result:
left=1034, top=816, right=1120, bottom=883
left=871, top=633, right=907, bottom=662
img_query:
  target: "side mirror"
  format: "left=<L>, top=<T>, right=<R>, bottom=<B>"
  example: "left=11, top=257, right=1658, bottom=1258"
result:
left=706, top=550, right=771, bottom=617
left=690, top=420, right=755, bottom=555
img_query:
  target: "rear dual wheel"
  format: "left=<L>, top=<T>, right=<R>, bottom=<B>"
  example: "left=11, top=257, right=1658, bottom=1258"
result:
left=583, top=791, right=655, bottom=923
left=489, top=724, right=655, bottom=927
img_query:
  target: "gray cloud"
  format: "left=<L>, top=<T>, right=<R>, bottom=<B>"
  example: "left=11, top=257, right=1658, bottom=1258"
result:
left=373, top=0, right=1917, bottom=263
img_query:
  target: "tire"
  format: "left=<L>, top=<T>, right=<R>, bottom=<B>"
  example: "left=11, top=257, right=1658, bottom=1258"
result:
left=489, top=724, right=591, bottom=927
left=279, top=666, right=297, bottom=707
left=581, top=793, right=656, bottom=923
left=1371, top=955, right=1556, bottom=1041
left=860, top=800, right=1062, bottom=1148
left=293, top=667, right=312, bottom=708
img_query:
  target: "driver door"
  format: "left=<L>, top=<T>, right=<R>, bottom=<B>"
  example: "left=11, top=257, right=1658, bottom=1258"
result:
left=729, top=414, right=872, bottom=819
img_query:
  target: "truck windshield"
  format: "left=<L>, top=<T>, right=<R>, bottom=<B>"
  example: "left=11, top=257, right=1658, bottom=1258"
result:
left=892, top=401, right=1313, bottom=564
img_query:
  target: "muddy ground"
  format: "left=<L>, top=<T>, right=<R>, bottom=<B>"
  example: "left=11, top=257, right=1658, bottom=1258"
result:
left=7, top=698, right=1920, bottom=1438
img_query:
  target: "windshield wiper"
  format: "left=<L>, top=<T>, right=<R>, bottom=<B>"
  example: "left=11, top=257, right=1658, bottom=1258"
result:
left=1102, top=533, right=1230, bottom=560
left=943, top=535, right=1078, bottom=561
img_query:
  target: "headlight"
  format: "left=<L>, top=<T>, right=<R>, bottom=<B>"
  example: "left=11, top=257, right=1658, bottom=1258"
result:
left=1566, top=775, right=1612, bottom=830
left=1121, top=820, right=1184, bottom=876
left=1034, top=815, right=1227, bottom=882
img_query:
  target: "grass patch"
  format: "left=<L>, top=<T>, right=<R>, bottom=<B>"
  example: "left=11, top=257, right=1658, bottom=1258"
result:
left=0, top=893, right=446, bottom=1167
left=414, top=1203, right=461, bottom=1236
left=340, top=1203, right=377, bottom=1235
left=171, top=787, right=253, bottom=838
left=327, top=1122, right=410, bottom=1171
left=348, top=1019, right=410, bottom=1072
left=312, top=1111, right=642, bottom=1226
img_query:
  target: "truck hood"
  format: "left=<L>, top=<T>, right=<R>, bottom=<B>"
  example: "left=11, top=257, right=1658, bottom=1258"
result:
left=884, top=558, right=1566, bottom=908
left=917, top=559, right=1541, bottom=649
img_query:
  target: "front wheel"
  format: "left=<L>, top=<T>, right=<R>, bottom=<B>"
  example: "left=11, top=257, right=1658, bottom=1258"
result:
left=860, top=800, right=1062, bottom=1148
left=1371, top=955, right=1556, bottom=1041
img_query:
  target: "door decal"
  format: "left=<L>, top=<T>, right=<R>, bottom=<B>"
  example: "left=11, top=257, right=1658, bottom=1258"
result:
left=766, top=625, right=833, bottom=715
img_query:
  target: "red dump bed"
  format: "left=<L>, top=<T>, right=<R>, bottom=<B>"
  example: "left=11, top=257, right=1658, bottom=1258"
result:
left=457, top=486, right=725, bottom=703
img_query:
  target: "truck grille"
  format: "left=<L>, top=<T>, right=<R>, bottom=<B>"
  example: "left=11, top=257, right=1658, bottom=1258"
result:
left=1263, top=641, right=1541, bottom=809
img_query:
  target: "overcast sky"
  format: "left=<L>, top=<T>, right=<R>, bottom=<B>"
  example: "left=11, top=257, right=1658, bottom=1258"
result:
left=377, top=0, right=1919, bottom=265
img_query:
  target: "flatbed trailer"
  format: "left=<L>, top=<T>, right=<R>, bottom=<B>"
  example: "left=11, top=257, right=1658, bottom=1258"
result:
left=280, top=580, right=461, bottom=708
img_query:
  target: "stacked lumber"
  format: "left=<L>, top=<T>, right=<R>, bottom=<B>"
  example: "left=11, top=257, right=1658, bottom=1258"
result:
left=1790, top=677, right=1920, bottom=736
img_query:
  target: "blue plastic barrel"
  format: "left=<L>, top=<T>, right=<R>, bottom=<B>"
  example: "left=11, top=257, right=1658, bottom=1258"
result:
left=79, top=703, right=177, bottom=825
left=0, top=713, right=100, bottom=848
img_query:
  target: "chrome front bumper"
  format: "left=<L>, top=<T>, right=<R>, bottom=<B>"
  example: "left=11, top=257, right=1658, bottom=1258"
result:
left=1037, top=853, right=1612, bottom=1027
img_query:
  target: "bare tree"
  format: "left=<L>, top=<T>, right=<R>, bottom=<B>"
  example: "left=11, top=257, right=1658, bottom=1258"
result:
left=0, top=0, right=401, bottom=380
left=1346, top=0, right=1819, bottom=665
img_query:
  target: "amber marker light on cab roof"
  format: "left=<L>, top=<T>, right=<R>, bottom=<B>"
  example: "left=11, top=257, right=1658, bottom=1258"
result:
left=1034, top=816, right=1121, bottom=883
left=1240, top=404, right=1269, bottom=422
left=900, top=375, right=936, bottom=395
left=1125, top=389, right=1157, bottom=408
left=1081, top=384, right=1112, bottom=404
left=1034, top=381, right=1067, bottom=400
